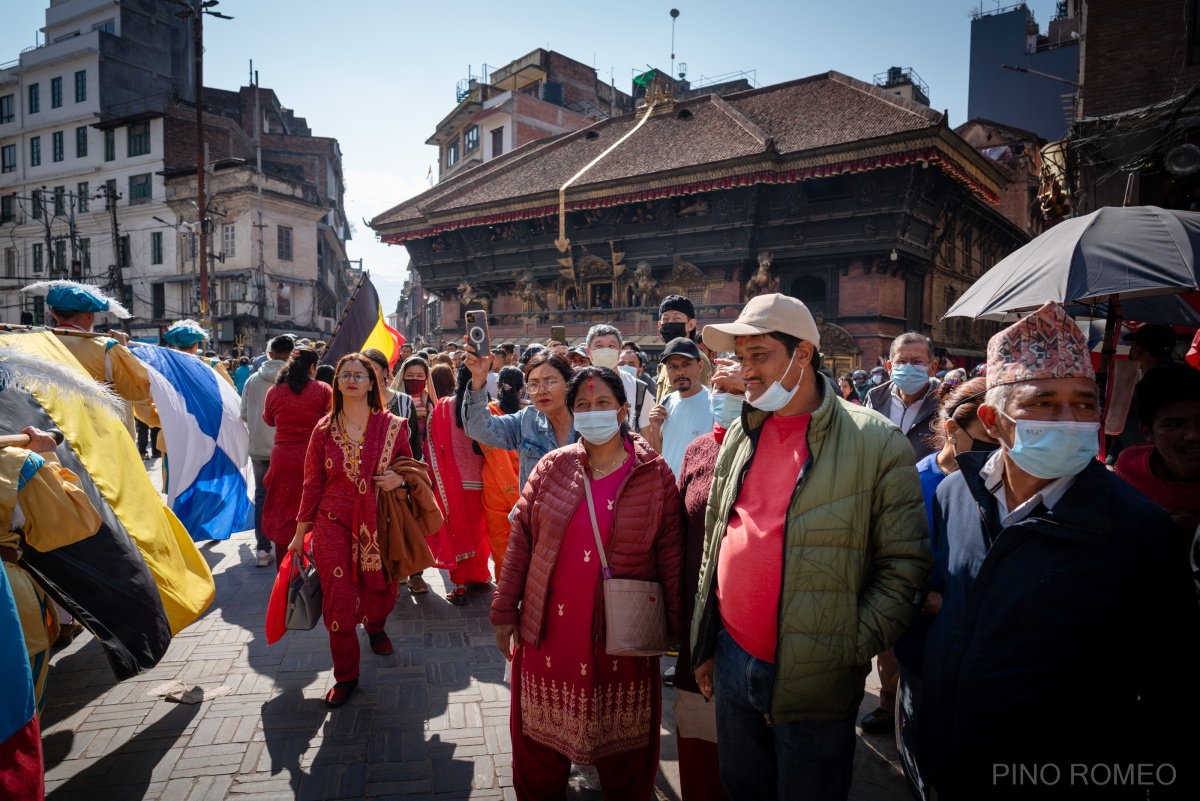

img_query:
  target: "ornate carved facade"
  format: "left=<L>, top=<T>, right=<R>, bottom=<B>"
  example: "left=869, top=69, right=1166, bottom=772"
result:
left=374, top=72, right=1028, bottom=366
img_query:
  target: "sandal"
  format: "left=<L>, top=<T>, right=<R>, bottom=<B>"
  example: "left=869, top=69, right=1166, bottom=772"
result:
left=324, top=679, right=358, bottom=708
left=406, top=574, right=429, bottom=594
left=446, top=585, right=468, bottom=605
left=368, top=631, right=394, bottom=656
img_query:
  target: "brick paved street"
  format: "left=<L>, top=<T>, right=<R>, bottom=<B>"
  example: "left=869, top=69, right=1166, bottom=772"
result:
left=37, top=465, right=911, bottom=800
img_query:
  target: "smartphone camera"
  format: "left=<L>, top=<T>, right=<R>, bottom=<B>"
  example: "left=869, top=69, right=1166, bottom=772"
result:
left=466, top=311, right=490, bottom=355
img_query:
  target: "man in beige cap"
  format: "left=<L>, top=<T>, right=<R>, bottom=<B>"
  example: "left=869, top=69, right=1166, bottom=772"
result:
left=689, top=293, right=931, bottom=801
left=920, top=301, right=1198, bottom=798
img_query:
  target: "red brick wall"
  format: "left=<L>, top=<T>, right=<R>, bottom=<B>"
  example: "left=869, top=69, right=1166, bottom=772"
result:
left=163, top=108, right=255, bottom=170
left=1083, top=0, right=1200, bottom=117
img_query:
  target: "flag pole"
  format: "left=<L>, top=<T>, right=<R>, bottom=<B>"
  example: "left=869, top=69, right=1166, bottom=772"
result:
left=324, top=271, right=368, bottom=356
left=0, top=323, right=130, bottom=341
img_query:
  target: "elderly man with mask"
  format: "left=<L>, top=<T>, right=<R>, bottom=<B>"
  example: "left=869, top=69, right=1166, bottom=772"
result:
left=865, top=333, right=941, bottom=461
left=920, top=301, right=1199, bottom=799
left=585, top=323, right=654, bottom=431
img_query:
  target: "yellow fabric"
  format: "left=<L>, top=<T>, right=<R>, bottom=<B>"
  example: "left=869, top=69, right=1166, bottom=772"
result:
left=57, top=334, right=161, bottom=428
left=1, top=446, right=98, bottom=712
left=207, top=358, right=235, bottom=388
left=0, top=332, right=215, bottom=635
left=361, top=303, right=396, bottom=358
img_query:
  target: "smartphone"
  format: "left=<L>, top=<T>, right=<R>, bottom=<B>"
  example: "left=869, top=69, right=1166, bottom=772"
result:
left=551, top=325, right=566, bottom=345
left=466, top=310, right=490, bottom=356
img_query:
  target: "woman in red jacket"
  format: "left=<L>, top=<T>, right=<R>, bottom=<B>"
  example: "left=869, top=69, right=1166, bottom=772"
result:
left=491, top=366, right=685, bottom=801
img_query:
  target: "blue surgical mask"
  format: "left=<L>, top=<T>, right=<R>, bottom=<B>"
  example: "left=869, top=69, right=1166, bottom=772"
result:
left=999, top=411, right=1099, bottom=480
left=890, top=364, right=930, bottom=395
left=709, top=392, right=744, bottom=428
left=871, top=373, right=885, bottom=385
left=573, top=410, right=621, bottom=445
left=747, top=352, right=803, bottom=412
left=618, top=364, right=637, bottom=379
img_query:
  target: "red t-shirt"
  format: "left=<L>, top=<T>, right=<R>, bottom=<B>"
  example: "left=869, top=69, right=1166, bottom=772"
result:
left=716, top=413, right=810, bottom=663
left=1115, top=444, right=1200, bottom=514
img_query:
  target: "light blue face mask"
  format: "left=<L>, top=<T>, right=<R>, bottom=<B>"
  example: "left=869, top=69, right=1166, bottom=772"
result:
left=709, top=392, right=744, bottom=428
left=573, top=410, right=621, bottom=445
left=618, top=365, right=638, bottom=379
left=890, top=363, right=931, bottom=395
left=999, top=411, right=1100, bottom=480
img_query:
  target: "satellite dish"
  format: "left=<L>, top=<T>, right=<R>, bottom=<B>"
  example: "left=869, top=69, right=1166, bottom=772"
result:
left=1166, top=144, right=1200, bottom=175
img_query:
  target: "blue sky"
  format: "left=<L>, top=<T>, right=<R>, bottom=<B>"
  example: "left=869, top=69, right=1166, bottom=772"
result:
left=1, top=0, right=1061, bottom=312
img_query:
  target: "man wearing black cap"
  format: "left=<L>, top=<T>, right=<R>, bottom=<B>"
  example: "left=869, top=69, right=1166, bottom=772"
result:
left=657, top=294, right=712, bottom=401
left=647, top=337, right=715, bottom=479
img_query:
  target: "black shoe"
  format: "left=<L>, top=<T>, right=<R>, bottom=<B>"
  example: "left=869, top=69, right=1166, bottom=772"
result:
left=53, top=620, right=84, bottom=649
left=859, top=707, right=893, bottom=733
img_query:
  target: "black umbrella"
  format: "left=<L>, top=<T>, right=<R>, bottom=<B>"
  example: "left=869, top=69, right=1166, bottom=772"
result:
left=945, top=205, right=1200, bottom=433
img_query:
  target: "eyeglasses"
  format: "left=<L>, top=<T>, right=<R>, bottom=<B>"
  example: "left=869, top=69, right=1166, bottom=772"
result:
left=337, top=372, right=370, bottom=384
left=527, top=378, right=563, bottom=394
left=892, top=359, right=930, bottom=368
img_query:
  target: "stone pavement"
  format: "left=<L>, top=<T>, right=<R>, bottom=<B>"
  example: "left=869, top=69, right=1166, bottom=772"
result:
left=37, top=465, right=912, bottom=800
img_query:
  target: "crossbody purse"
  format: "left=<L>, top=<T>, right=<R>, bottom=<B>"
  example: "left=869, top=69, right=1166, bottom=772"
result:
left=583, top=475, right=669, bottom=657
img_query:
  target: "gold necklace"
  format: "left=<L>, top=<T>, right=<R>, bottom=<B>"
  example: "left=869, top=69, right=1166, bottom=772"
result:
left=589, top=450, right=627, bottom=478
left=340, top=412, right=367, bottom=443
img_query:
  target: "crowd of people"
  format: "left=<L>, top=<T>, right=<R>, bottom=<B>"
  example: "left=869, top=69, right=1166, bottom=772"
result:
left=5, top=280, right=1199, bottom=801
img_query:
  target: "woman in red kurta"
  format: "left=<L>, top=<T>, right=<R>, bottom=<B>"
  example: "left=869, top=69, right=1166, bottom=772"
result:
left=262, top=348, right=332, bottom=550
left=288, top=354, right=410, bottom=707
left=427, top=365, right=492, bottom=604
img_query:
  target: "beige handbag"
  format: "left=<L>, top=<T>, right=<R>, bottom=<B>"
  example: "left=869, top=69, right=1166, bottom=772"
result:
left=584, top=476, right=669, bottom=657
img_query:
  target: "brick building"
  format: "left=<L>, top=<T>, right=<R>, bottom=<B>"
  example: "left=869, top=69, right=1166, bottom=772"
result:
left=374, top=72, right=1027, bottom=368
left=1067, top=0, right=1200, bottom=213
left=955, top=118, right=1045, bottom=236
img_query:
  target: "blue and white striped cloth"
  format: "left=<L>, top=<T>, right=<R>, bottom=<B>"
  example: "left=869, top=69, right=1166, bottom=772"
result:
left=135, top=346, right=252, bottom=541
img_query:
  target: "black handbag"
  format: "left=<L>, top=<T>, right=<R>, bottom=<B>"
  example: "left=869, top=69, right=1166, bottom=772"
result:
left=285, top=549, right=323, bottom=631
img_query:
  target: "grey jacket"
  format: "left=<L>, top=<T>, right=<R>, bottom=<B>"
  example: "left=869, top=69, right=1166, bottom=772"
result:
left=864, top=379, right=942, bottom=460
left=463, top=387, right=578, bottom=490
left=240, top=359, right=286, bottom=461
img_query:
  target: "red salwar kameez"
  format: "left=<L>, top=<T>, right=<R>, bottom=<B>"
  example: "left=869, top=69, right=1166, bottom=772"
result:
left=427, top=398, right=491, bottom=586
left=511, top=455, right=660, bottom=801
left=297, top=409, right=410, bottom=683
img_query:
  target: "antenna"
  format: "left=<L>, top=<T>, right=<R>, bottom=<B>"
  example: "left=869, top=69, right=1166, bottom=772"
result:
left=670, top=9, right=680, bottom=84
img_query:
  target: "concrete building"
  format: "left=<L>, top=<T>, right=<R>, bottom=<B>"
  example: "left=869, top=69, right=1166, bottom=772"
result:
left=1, top=0, right=354, bottom=352
left=0, top=0, right=194, bottom=332
left=430, top=49, right=635, bottom=183
left=967, top=2, right=1080, bottom=141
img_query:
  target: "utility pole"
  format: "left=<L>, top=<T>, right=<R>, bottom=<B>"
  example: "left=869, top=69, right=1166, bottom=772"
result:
left=168, top=0, right=232, bottom=333
left=104, top=181, right=129, bottom=333
left=253, top=62, right=267, bottom=351
left=68, top=189, right=80, bottom=279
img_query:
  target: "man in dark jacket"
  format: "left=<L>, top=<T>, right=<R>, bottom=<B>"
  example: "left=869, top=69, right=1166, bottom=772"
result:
left=865, top=332, right=942, bottom=461
left=921, top=301, right=1199, bottom=799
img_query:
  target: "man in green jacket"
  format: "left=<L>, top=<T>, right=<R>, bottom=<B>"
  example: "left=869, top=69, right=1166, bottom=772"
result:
left=690, top=293, right=931, bottom=801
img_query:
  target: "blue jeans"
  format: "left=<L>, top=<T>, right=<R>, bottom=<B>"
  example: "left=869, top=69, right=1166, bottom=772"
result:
left=252, top=459, right=271, bottom=553
left=714, top=628, right=856, bottom=801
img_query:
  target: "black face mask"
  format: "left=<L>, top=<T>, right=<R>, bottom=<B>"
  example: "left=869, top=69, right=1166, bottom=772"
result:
left=660, top=322, right=688, bottom=343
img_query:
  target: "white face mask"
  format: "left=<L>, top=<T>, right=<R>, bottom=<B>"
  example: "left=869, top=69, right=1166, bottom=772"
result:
left=747, top=350, right=804, bottom=412
left=573, top=410, right=621, bottom=445
left=590, top=348, right=620, bottom=369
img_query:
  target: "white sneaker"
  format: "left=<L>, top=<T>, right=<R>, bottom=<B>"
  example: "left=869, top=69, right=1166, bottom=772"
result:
left=255, top=550, right=272, bottom=568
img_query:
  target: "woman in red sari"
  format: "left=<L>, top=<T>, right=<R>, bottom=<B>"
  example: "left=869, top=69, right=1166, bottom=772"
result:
left=288, top=353, right=410, bottom=707
left=492, top=366, right=685, bottom=800
left=262, top=347, right=331, bottom=551
left=428, top=364, right=493, bottom=604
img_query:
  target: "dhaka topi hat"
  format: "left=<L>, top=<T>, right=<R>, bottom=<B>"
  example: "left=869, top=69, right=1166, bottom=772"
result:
left=163, top=319, right=209, bottom=347
left=23, top=280, right=131, bottom=319
left=659, top=294, right=696, bottom=320
left=986, top=301, right=1095, bottom=389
